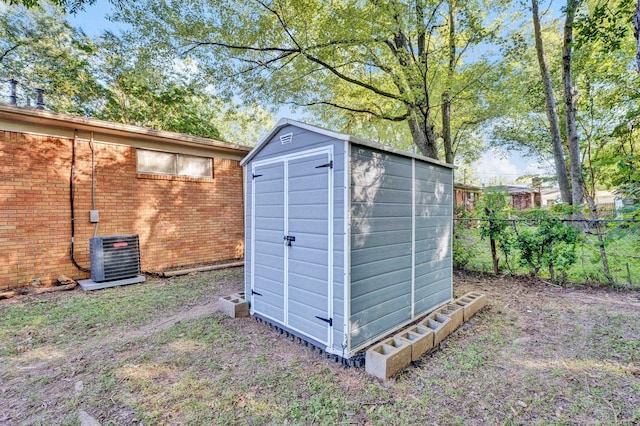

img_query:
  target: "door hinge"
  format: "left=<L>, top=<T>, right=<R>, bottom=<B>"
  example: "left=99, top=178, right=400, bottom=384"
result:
left=251, top=289, right=263, bottom=296
left=315, top=316, right=333, bottom=326
left=252, top=173, right=263, bottom=179
left=315, top=161, right=333, bottom=169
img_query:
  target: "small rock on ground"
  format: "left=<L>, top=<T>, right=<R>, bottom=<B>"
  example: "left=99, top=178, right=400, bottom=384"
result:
left=78, top=410, right=100, bottom=426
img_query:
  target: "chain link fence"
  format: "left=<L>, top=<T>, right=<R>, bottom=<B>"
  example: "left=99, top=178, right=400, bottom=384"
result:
left=453, top=217, right=640, bottom=288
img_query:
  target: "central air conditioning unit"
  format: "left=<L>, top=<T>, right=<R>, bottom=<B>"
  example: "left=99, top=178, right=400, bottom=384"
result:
left=79, top=234, right=145, bottom=291
left=91, top=234, right=141, bottom=281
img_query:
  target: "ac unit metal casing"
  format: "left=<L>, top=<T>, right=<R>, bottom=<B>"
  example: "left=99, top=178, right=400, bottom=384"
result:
left=90, top=234, right=142, bottom=282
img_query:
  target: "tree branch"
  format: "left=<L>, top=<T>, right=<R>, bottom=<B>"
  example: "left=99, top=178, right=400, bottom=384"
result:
left=183, top=40, right=299, bottom=56
left=302, top=52, right=404, bottom=101
left=0, top=43, right=23, bottom=63
left=448, top=63, right=493, bottom=102
left=290, top=100, right=409, bottom=121
left=255, top=0, right=302, bottom=50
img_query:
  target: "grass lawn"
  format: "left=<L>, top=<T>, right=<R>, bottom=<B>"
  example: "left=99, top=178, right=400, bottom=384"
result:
left=1, top=267, right=639, bottom=425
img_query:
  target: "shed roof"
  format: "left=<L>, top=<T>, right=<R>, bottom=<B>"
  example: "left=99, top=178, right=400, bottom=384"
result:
left=240, top=118, right=454, bottom=169
left=0, top=103, right=252, bottom=157
left=454, top=182, right=482, bottom=192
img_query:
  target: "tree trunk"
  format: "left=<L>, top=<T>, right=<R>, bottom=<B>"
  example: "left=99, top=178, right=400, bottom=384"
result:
left=442, top=93, right=453, bottom=164
left=635, top=0, right=640, bottom=75
left=563, top=0, right=585, bottom=209
left=532, top=0, right=572, bottom=204
left=442, top=1, right=456, bottom=165
left=548, top=241, right=555, bottom=282
left=586, top=195, right=615, bottom=286
left=490, top=235, right=500, bottom=274
left=408, top=114, right=439, bottom=159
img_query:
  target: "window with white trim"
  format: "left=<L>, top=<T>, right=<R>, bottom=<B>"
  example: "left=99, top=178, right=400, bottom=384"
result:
left=137, top=149, right=213, bottom=178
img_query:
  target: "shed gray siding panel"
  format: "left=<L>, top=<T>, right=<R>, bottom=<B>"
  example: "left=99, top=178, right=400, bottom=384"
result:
left=245, top=169, right=251, bottom=297
left=350, top=147, right=413, bottom=349
left=413, top=161, right=453, bottom=315
left=331, top=146, right=345, bottom=352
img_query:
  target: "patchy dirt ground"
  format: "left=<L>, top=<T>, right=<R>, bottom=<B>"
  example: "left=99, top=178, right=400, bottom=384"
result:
left=1, top=268, right=639, bottom=425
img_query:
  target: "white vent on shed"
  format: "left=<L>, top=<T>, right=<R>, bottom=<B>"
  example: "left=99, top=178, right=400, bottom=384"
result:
left=280, top=132, right=293, bottom=144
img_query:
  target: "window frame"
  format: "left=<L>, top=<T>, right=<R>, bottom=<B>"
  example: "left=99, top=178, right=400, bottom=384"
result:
left=136, top=149, right=214, bottom=179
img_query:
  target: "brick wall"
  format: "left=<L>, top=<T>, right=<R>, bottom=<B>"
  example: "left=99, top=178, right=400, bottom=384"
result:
left=0, top=131, right=244, bottom=289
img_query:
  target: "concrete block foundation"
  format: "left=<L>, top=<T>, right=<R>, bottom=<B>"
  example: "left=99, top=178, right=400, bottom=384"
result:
left=420, top=312, right=455, bottom=345
left=437, top=303, right=464, bottom=330
left=219, top=295, right=249, bottom=318
left=455, top=292, right=487, bottom=321
left=395, top=325, right=434, bottom=361
left=361, top=292, right=489, bottom=379
left=365, top=337, right=412, bottom=380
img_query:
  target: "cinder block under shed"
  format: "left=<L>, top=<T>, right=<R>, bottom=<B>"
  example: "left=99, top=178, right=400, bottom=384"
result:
left=394, top=325, right=434, bottom=362
left=421, top=312, right=457, bottom=346
left=219, top=295, right=249, bottom=318
left=365, top=337, right=412, bottom=380
left=455, top=292, right=487, bottom=322
left=436, top=303, right=464, bottom=330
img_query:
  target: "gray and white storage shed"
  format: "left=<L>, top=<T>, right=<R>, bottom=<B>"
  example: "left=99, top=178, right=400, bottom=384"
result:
left=241, top=119, right=454, bottom=361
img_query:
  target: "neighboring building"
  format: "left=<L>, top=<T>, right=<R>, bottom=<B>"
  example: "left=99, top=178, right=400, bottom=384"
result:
left=485, top=185, right=541, bottom=210
left=542, top=188, right=617, bottom=214
left=541, top=188, right=562, bottom=207
left=454, top=183, right=481, bottom=212
left=0, top=104, right=251, bottom=289
left=241, top=118, right=454, bottom=361
left=593, top=190, right=616, bottom=214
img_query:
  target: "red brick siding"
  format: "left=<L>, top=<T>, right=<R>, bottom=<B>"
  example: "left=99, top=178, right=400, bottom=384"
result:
left=0, top=131, right=244, bottom=289
left=511, top=193, right=534, bottom=210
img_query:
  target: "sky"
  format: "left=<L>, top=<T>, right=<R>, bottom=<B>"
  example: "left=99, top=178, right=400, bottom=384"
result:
left=472, top=149, right=553, bottom=187
left=67, top=1, right=544, bottom=186
left=67, top=0, right=121, bottom=37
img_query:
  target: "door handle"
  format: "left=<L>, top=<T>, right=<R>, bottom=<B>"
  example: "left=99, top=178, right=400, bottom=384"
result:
left=315, top=316, right=333, bottom=326
left=284, top=235, right=295, bottom=246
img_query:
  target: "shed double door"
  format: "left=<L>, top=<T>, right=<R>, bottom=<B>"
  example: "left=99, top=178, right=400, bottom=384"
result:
left=251, top=148, right=333, bottom=346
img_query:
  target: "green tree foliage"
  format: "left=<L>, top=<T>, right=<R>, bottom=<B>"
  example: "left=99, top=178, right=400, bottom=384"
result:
left=111, top=0, right=510, bottom=162
left=2, top=0, right=101, bottom=14
left=574, top=0, right=636, bottom=52
left=490, top=0, right=639, bottom=199
left=574, top=0, right=640, bottom=201
left=0, top=3, right=275, bottom=142
left=513, top=205, right=580, bottom=282
left=93, top=33, right=223, bottom=139
left=0, top=2, right=102, bottom=114
left=478, top=189, right=516, bottom=273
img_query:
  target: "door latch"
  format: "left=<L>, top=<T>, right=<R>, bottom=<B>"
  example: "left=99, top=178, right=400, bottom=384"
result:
left=284, top=235, right=296, bottom=246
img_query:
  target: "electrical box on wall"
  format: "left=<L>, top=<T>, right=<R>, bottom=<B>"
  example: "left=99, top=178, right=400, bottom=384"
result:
left=90, top=210, right=100, bottom=223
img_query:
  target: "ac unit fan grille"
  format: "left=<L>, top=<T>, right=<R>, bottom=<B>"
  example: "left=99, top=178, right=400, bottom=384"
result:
left=90, top=234, right=141, bottom=282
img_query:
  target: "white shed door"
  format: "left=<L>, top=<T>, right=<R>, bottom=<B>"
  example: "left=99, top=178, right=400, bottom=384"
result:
left=252, top=161, right=286, bottom=322
left=251, top=148, right=333, bottom=346
left=286, top=152, right=332, bottom=345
